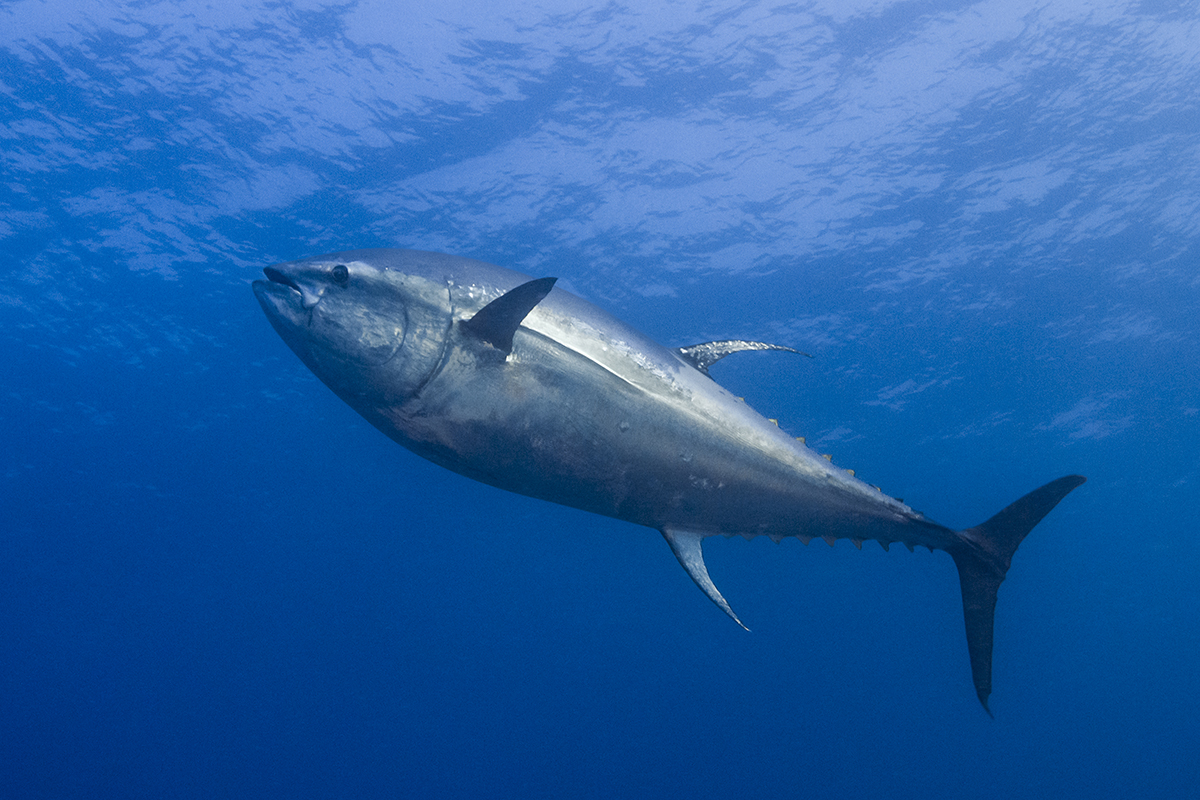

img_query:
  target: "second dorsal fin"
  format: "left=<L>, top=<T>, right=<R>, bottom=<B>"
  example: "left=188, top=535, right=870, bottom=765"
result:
left=460, top=277, right=557, bottom=354
left=674, top=339, right=811, bottom=376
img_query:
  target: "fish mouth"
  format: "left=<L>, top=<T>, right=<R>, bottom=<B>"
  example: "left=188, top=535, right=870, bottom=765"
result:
left=262, top=266, right=303, bottom=296
left=253, top=266, right=308, bottom=327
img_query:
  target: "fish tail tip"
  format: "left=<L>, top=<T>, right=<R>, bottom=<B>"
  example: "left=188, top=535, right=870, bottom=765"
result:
left=952, top=474, right=1086, bottom=716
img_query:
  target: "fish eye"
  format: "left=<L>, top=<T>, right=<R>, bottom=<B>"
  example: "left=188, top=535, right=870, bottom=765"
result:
left=331, top=264, right=349, bottom=286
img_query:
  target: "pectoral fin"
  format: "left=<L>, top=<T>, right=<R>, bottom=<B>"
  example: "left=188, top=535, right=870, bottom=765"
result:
left=461, top=276, right=557, bottom=354
left=662, top=527, right=749, bottom=631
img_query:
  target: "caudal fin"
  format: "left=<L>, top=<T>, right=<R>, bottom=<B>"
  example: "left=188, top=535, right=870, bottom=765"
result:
left=949, top=475, right=1087, bottom=715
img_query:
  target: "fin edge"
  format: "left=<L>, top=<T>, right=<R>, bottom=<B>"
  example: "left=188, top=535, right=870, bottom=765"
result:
left=661, top=528, right=749, bottom=631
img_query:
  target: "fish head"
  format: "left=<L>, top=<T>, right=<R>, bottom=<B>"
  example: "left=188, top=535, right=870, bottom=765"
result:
left=253, top=254, right=452, bottom=408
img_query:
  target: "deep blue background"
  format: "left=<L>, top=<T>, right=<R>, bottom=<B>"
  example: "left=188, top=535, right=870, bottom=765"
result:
left=3, top=1, right=1197, bottom=797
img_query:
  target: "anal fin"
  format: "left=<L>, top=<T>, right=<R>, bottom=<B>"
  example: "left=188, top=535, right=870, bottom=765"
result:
left=661, top=528, right=749, bottom=631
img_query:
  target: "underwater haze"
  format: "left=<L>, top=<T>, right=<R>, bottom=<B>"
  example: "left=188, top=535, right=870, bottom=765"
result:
left=3, top=1, right=1198, bottom=797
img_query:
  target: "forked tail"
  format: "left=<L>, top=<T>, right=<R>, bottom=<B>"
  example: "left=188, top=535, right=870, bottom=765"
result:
left=949, top=474, right=1087, bottom=715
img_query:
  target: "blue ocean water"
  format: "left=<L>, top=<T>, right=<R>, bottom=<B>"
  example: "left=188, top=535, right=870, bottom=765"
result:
left=2, top=1, right=1197, bottom=797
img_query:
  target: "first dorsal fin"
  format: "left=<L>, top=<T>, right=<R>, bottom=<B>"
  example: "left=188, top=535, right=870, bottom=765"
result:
left=661, top=527, right=749, bottom=631
left=460, top=277, right=557, bottom=354
left=674, top=339, right=812, bottom=376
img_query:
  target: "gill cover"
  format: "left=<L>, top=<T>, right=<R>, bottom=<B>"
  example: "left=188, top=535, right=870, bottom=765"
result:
left=365, top=267, right=458, bottom=402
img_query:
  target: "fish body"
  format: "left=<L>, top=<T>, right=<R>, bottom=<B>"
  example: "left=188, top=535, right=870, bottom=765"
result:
left=253, top=248, right=1084, bottom=713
